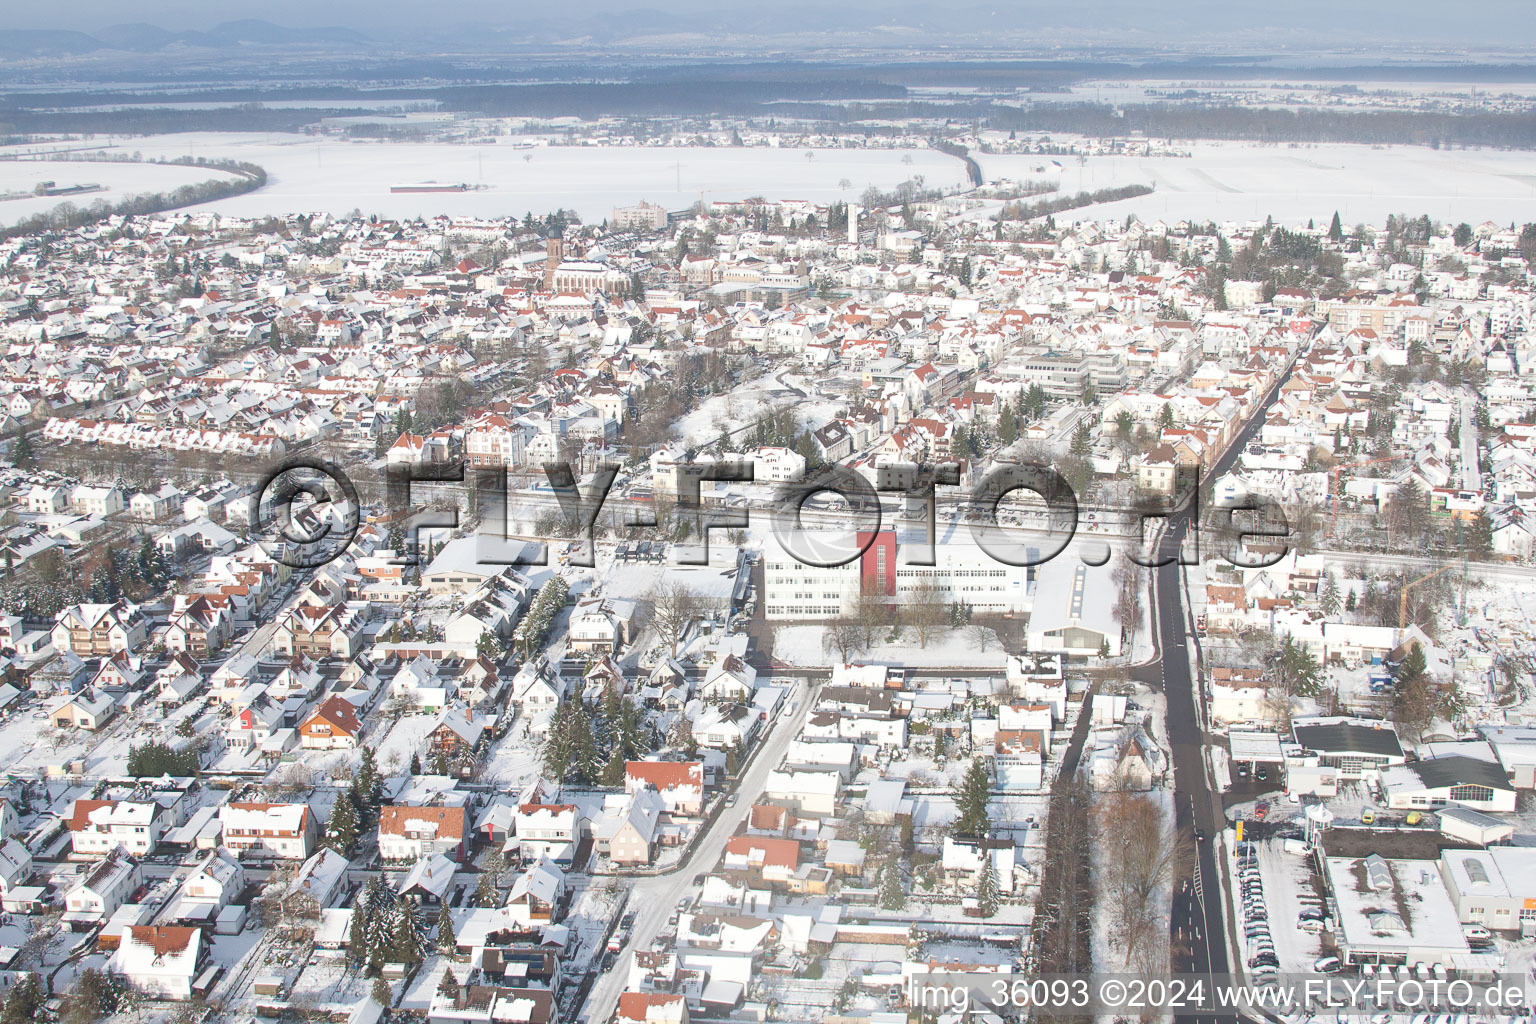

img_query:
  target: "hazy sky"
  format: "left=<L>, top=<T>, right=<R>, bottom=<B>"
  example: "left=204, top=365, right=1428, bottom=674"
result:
left=6, top=0, right=1535, bottom=48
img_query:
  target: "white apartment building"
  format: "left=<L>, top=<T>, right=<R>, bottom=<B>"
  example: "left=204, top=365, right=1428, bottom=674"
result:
left=218, top=802, right=316, bottom=860
left=762, top=526, right=1031, bottom=620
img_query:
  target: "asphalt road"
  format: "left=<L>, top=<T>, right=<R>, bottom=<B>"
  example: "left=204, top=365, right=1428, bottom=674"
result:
left=578, top=678, right=820, bottom=1024
left=1136, top=358, right=1297, bottom=1024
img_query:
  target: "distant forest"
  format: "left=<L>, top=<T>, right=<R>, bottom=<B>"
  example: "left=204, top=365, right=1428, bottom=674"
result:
left=4, top=93, right=1535, bottom=152
left=5, top=52, right=1536, bottom=149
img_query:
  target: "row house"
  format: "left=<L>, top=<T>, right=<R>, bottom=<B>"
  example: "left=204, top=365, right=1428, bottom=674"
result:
left=273, top=601, right=367, bottom=659
left=51, top=601, right=149, bottom=656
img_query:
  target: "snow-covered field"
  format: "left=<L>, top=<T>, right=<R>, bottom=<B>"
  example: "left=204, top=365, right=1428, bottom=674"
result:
left=978, top=140, right=1536, bottom=225
left=772, top=623, right=1011, bottom=669
left=1, top=134, right=967, bottom=223
left=0, top=158, right=244, bottom=225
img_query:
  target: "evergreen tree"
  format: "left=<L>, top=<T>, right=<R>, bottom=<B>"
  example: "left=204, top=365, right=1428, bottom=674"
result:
left=324, top=793, right=360, bottom=856
left=351, top=746, right=384, bottom=825
left=731, top=739, right=749, bottom=775
left=1328, top=211, right=1344, bottom=242
left=1070, top=422, right=1092, bottom=456
left=371, top=978, right=393, bottom=1008
left=975, top=855, right=1000, bottom=917
left=955, top=757, right=992, bottom=836
left=475, top=850, right=505, bottom=907
left=2, top=974, right=44, bottom=1024
left=879, top=860, right=906, bottom=911
left=998, top=408, right=1019, bottom=445
left=410, top=752, right=422, bottom=775
left=439, top=902, right=454, bottom=957
left=10, top=430, right=33, bottom=469
left=600, top=746, right=627, bottom=786
left=1319, top=572, right=1341, bottom=617
left=1468, top=510, right=1494, bottom=556
left=1345, top=588, right=1358, bottom=612
left=1023, top=384, right=1047, bottom=420
left=390, top=895, right=427, bottom=966
left=667, top=714, right=697, bottom=757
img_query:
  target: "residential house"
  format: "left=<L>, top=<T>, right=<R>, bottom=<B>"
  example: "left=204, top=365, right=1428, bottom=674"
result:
left=219, top=802, right=316, bottom=860
left=111, top=926, right=207, bottom=1000
left=378, top=805, right=469, bottom=862
left=298, top=696, right=364, bottom=750
left=625, top=761, right=704, bottom=817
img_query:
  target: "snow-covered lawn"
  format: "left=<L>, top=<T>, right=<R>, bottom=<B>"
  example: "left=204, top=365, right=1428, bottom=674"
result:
left=375, top=714, right=437, bottom=775
left=772, top=623, right=1011, bottom=669
left=2, top=134, right=968, bottom=223
left=977, top=138, right=1536, bottom=226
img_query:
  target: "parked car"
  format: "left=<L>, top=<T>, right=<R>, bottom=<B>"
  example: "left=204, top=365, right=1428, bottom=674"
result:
left=1314, top=956, right=1342, bottom=974
left=1297, top=917, right=1325, bottom=933
left=1463, top=924, right=1492, bottom=942
left=1361, top=807, right=1377, bottom=825
left=1253, top=801, right=1269, bottom=821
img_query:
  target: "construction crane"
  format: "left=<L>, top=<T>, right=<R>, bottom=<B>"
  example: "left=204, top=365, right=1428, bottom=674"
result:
left=1331, top=452, right=1407, bottom=529
left=1400, top=564, right=1453, bottom=629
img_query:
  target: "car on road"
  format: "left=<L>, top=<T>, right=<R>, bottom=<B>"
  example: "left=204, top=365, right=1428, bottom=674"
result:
left=1361, top=807, right=1377, bottom=825
left=692, top=873, right=706, bottom=886
left=725, top=793, right=738, bottom=807
left=1194, top=827, right=1207, bottom=841
left=1253, top=801, right=1269, bottom=820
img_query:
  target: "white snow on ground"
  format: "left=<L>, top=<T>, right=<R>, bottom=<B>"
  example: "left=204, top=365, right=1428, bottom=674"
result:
left=0, top=134, right=968, bottom=223
left=0, top=158, right=244, bottom=225
left=772, top=623, right=1011, bottom=669
left=976, top=139, right=1536, bottom=226
left=668, top=371, right=813, bottom=441
left=375, top=713, right=438, bottom=775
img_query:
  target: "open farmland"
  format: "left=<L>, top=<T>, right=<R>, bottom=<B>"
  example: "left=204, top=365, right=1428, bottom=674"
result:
left=978, top=138, right=1536, bottom=224
left=2, top=133, right=968, bottom=222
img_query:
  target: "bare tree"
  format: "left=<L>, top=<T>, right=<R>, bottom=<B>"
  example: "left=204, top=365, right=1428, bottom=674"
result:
left=1095, top=789, right=1186, bottom=967
left=963, top=622, right=996, bottom=654
left=1112, top=554, right=1143, bottom=634
left=854, top=590, right=891, bottom=649
left=645, top=580, right=701, bottom=657
left=822, top=619, right=867, bottom=663
left=906, top=581, right=949, bottom=650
